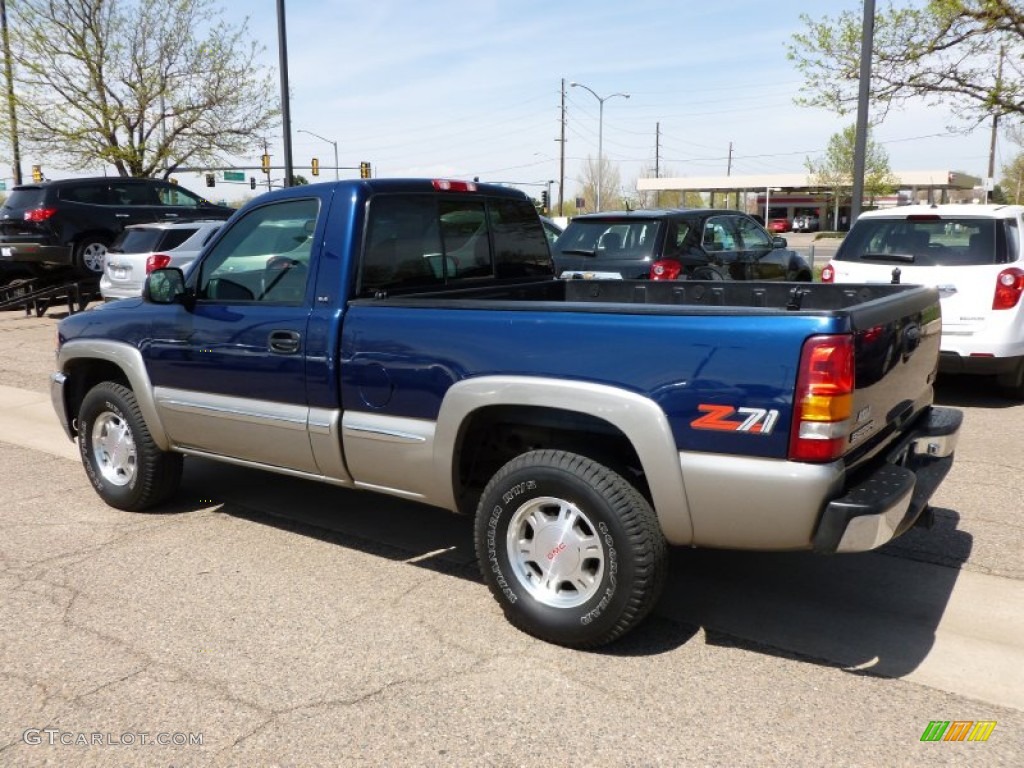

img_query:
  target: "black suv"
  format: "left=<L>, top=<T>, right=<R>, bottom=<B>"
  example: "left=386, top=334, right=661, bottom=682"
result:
left=552, top=209, right=812, bottom=282
left=0, top=177, right=234, bottom=277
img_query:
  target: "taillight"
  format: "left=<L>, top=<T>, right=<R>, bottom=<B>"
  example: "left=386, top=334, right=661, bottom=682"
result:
left=992, top=268, right=1024, bottom=310
left=789, top=334, right=855, bottom=462
left=23, top=207, right=57, bottom=222
left=820, top=263, right=835, bottom=283
left=146, top=254, right=171, bottom=274
left=650, top=259, right=681, bottom=280
left=432, top=179, right=477, bottom=192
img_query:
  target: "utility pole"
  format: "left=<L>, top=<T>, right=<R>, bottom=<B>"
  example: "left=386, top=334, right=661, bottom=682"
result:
left=1, top=0, right=22, bottom=185
left=850, top=0, right=875, bottom=225
left=276, top=0, right=294, bottom=187
left=727, top=141, right=733, bottom=176
left=655, top=122, right=661, bottom=209
left=557, top=78, right=566, bottom=216
left=987, top=45, right=1006, bottom=203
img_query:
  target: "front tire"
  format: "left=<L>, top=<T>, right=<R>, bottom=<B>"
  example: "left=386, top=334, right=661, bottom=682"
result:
left=474, top=450, right=667, bottom=648
left=78, top=382, right=182, bottom=511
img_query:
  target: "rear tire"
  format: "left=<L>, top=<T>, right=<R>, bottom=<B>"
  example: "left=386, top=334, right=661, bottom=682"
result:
left=73, top=236, right=109, bottom=278
left=474, top=450, right=667, bottom=648
left=78, top=382, right=182, bottom=511
left=691, top=265, right=727, bottom=280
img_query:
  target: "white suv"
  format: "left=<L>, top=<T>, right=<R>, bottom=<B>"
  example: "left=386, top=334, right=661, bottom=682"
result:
left=822, top=204, right=1024, bottom=398
left=100, top=219, right=223, bottom=300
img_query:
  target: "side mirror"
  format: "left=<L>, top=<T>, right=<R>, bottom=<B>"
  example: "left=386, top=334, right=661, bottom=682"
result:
left=772, top=236, right=788, bottom=249
left=143, top=267, right=189, bottom=305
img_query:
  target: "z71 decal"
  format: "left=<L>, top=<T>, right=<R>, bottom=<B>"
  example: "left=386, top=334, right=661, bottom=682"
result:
left=691, top=404, right=780, bottom=435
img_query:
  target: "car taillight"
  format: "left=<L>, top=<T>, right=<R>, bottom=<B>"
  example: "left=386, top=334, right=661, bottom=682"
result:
left=432, top=179, right=477, bottom=192
left=649, top=259, right=681, bottom=280
left=146, top=254, right=172, bottom=274
left=23, top=207, right=57, bottom=222
left=992, top=268, right=1024, bottom=310
left=789, top=334, right=854, bottom=462
left=820, top=263, right=835, bottom=283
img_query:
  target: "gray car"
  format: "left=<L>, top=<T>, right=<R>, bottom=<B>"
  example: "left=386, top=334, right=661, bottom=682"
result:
left=100, top=219, right=223, bottom=300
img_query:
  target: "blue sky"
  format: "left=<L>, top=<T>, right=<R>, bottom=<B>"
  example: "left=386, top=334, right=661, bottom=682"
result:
left=213, top=0, right=998, bottom=199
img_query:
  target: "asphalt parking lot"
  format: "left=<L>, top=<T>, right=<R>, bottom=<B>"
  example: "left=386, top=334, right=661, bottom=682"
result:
left=0, top=305, right=1022, bottom=767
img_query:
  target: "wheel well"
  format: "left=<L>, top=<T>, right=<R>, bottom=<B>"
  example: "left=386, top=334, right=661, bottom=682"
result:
left=63, top=359, right=131, bottom=434
left=453, top=405, right=648, bottom=513
left=74, top=231, right=113, bottom=247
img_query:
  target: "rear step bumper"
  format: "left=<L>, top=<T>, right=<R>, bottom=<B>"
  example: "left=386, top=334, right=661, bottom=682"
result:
left=813, top=406, right=963, bottom=554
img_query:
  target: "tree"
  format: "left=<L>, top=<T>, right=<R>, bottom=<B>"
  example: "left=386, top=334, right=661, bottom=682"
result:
left=633, top=165, right=705, bottom=210
left=576, top=155, right=622, bottom=212
left=999, top=152, right=1024, bottom=203
left=786, top=1, right=1024, bottom=125
left=806, top=124, right=899, bottom=228
left=8, top=0, right=278, bottom=178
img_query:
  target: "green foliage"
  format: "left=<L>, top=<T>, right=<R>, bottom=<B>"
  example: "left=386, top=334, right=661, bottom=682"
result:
left=998, top=151, right=1024, bottom=203
left=8, top=0, right=279, bottom=178
left=787, top=1, right=1024, bottom=124
left=805, top=124, right=899, bottom=205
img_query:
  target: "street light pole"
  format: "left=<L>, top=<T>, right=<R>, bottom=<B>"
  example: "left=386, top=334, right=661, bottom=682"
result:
left=297, top=128, right=339, bottom=180
left=571, top=82, right=629, bottom=212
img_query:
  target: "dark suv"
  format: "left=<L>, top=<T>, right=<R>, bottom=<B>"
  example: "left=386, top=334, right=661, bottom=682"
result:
left=552, top=209, right=812, bottom=282
left=0, top=177, right=234, bottom=277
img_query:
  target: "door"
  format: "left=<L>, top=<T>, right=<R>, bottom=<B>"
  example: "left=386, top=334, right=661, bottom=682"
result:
left=733, top=214, right=786, bottom=279
left=151, top=197, right=321, bottom=472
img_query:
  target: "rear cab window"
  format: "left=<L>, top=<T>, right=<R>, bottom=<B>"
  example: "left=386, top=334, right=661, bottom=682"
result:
left=837, top=216, right=1017, bottom=266
left=360, top=193, right=551, bottom=296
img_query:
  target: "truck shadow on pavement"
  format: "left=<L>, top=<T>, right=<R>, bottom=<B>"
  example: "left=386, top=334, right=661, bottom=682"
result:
left=653, top=510, right=972, bottom=677
left=176, top=456, right=972, bottom=671
left=934, top=374, right=1020, bottom=408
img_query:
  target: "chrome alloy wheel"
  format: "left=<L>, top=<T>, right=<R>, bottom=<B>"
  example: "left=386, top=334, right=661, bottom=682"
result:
left=506, top=496, right=606, bottom=608
left=91, top=411, right=137, bottom=486
left=81, top=242, right=107, bottom=273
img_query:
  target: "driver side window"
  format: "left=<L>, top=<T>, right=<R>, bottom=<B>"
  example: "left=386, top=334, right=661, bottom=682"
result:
left=196, top=198, right=319, bottom=304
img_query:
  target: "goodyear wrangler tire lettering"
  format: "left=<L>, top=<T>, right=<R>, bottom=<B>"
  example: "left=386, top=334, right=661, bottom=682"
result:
left=78, top=382, right=183, bottom=511
left=473, top=449, right=667, bottom=648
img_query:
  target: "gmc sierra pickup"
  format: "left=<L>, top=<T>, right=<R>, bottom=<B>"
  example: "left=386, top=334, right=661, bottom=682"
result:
left=51, top=179, right=962, bottom=647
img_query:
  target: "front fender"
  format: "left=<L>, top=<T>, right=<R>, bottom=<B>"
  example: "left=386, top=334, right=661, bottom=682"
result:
left=57, top=339, right=170, bottom=450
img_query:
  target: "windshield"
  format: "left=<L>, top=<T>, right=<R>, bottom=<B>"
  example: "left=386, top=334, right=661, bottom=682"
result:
left=836, top=217, right=1012, bottom=266
left=555, top=219, right=662, bottom=261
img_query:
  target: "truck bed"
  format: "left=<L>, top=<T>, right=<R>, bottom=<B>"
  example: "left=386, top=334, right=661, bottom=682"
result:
left=369, top=278, right=935, bottom=322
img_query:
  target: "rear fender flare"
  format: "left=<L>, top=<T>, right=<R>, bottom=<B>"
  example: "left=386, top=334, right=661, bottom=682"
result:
left=434, top=376, right=694, bottom=545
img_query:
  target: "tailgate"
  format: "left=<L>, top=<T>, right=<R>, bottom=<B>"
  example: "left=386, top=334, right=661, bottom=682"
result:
left=844, top=284, right=941, bottom=469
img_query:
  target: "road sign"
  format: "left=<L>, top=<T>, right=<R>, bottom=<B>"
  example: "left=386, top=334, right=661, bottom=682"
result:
left=224, top=171, right=245, bottom=182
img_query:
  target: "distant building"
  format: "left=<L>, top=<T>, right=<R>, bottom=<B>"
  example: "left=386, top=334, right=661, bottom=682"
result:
left=637, top=171, right=981, bottom=230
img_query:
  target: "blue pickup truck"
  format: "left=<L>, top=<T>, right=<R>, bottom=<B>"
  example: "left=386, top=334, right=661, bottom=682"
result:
left=51, top=179, right=962, bottom=647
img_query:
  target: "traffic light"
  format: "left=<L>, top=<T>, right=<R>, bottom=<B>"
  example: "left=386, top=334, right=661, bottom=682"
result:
left=311, top=157, right=319, bottom=177
left=31, top=165, right=42, bottom=183
left=541, top=189, right=549, bottom=211
left=261, top=153, right=271, bottom=174
left=359, top=161, right=371, bottom=179
left=205, top=173, right=215, bottom=187
left=250, top=176, right=256, bottom=190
